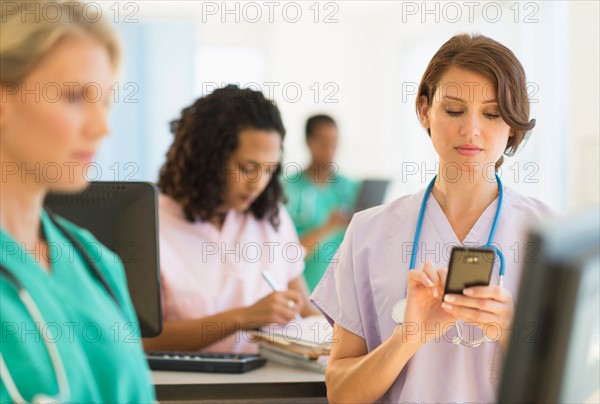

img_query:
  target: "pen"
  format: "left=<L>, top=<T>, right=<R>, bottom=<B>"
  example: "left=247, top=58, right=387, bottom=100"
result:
left=261, top=270, right=303, bottom=321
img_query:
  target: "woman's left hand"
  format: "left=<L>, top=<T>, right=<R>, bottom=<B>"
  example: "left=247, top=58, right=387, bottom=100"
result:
left=441, top=286, right=515, bottom=351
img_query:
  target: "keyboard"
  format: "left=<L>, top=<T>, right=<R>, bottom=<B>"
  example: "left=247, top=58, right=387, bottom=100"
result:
left=146, top=351, right=267, bottom=373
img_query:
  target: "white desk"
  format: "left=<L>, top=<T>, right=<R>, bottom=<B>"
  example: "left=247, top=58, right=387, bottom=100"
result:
left=152, top=361, right=326, bottom=403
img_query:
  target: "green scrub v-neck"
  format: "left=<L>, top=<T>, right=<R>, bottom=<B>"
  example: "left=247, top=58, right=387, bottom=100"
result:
left=0, top=211, right=155, bottom=402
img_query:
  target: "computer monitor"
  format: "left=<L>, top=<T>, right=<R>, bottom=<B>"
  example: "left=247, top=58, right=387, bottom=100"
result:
left=44, top=181, right=162, bottom=338
left=499, top=209, right=600, bottom=403
left=354, top=179, right=390, bottom=213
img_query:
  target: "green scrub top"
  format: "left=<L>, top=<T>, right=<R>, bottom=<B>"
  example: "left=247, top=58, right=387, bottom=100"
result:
left=284, top=172, right=360, bottom=292
left=0, top=211, right=155, bottom=402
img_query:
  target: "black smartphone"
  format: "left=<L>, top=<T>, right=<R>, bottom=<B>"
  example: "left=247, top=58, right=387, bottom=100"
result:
left=444, top=247, right=495, bottom=296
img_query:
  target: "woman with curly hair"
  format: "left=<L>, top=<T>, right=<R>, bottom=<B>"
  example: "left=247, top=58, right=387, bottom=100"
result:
left=144, top=85, right=317, bottom=353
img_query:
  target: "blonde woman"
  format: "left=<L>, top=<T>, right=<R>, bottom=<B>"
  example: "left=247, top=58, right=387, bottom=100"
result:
left=1, top=1, right=155, bottom=401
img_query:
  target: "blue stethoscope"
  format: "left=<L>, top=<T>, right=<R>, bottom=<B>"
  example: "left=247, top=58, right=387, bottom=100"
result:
left=392, top=174, right=505, bottom=347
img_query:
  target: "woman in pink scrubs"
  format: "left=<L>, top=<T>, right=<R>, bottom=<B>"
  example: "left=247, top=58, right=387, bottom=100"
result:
left=144, top=85, right=316, bottom=353
left=311, top=34, right=553, bottom=403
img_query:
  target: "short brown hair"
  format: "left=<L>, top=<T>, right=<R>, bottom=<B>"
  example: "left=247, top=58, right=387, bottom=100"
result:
left=416, top=33, right=535, bottom=170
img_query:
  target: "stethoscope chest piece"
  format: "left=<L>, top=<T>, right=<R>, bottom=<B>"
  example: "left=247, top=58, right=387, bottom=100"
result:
left=391, top=298, right=407, bottom=324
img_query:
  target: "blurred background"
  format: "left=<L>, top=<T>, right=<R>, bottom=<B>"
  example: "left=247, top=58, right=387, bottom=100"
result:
left=94, top=0, right=599, bottom=213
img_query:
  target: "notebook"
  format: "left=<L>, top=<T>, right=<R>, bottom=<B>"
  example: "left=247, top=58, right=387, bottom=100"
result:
left=252, top=315, right=333, bottom=348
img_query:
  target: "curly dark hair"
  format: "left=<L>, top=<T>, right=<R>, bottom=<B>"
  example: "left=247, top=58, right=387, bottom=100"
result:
left=158, top=84, right=286, bottom=230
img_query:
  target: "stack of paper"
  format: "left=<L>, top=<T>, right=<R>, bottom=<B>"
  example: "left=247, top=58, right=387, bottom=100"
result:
left=250, top=315, right=332, bottom=373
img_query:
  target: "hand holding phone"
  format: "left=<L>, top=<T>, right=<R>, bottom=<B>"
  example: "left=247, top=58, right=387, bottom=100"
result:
left=444, top=247, right=495, bottom=297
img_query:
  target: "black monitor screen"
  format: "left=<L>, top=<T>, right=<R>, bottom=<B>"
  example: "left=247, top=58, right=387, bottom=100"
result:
left=499, top=209, right=600, bottom=403
left=45, top=182, right=162, bottom=338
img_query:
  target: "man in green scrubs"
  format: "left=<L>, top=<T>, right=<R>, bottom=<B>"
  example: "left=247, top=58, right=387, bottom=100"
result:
left=0, top=212, right=155, bottom=402
left=284, top=115, right=360, bottom=292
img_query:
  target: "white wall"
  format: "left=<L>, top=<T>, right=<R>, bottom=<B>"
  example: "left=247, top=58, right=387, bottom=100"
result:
left=569, top=1, right=600, bottom=210
left=100, top=1, right=599, bottom=213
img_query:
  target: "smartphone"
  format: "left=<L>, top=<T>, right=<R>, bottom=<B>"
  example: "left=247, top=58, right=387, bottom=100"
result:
left=444, top=247, right=495, bottom=296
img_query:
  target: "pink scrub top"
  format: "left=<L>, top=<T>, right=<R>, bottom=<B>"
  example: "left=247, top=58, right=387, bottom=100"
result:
left=158, top=193, right=305, bottom=353
left=311, top=186, right=552, bottom=403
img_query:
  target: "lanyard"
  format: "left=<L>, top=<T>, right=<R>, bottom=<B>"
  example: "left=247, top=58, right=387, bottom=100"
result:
left=409, top=173, right=506, bottom=281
